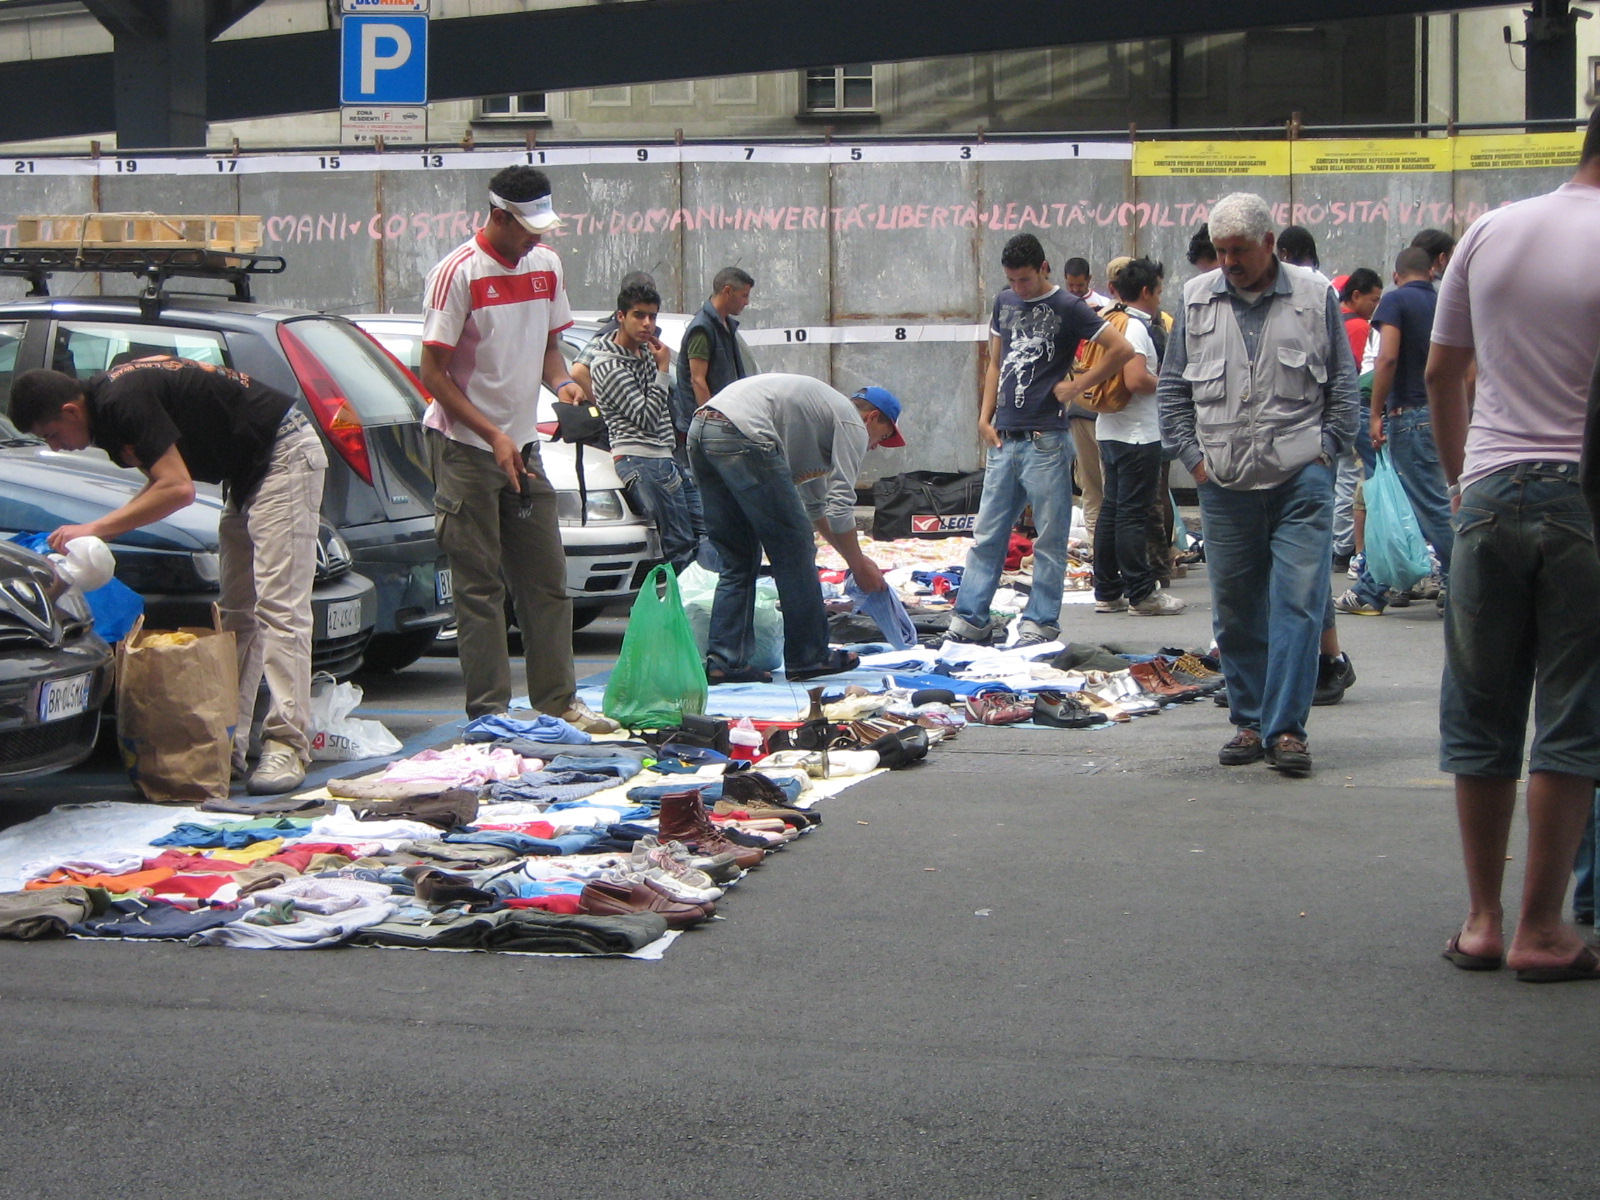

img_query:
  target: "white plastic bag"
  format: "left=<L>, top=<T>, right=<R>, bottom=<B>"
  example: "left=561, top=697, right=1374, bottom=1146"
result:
left=308, top=673, right=403, bottom=761
left=675, top=562, right=783, bottom=672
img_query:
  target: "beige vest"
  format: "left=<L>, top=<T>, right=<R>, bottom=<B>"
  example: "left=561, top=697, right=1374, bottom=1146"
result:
left=1178, top=264, right=1332, bottom=490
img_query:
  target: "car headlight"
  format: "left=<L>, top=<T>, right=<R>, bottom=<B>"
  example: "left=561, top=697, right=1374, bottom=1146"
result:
left=556, top=489, right=627, bottom=524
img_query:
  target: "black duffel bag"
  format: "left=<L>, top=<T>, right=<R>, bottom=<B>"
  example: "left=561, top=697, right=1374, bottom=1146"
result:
left=871, top=470, right=986, bottom=539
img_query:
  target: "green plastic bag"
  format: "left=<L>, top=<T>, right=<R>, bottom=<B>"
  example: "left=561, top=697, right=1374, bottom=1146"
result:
left=603, top=564, right=708, bottom=730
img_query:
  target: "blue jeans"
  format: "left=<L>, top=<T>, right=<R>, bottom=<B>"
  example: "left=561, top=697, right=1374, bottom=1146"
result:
left=1199, top=460, right=1334, bottom=746
left=672, top=443, right=720, bottom=573
left=1094, top=439, right=1164, bottom=604
left=1574, top=789, right=1599, bottom=923
left=1439, top=462, right=1600, bottom=778
left=952, top=430, right=1073, bottom=639
left=688, top=414, right=831, bottom=674
left=614, top=454, right=698, bottom=578
left=1354, top=409, right=1453, bottom=606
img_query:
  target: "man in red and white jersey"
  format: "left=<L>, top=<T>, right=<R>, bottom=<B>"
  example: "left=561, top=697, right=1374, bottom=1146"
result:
left=420, top=166, right=618, bottom=731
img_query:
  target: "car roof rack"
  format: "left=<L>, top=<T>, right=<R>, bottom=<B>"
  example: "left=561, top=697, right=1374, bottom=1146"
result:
left=0, top=246, right=287, bottom=319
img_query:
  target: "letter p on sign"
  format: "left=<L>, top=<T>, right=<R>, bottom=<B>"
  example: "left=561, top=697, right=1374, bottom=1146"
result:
left=341, top=14, right=428, bottom=105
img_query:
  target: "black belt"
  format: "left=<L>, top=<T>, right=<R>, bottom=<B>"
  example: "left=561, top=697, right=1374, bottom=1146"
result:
left=997, top=428, right=1049, bottom=440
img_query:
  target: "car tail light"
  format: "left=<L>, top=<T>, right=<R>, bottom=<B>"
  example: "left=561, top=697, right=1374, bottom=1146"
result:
left=278, top=323, right=374, bottom=485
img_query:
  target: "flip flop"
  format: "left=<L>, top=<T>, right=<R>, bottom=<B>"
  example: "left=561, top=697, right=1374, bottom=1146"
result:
left=1515, top=944, right=1600, bottom=983
left=1441, top=932, right=1502, bottom=972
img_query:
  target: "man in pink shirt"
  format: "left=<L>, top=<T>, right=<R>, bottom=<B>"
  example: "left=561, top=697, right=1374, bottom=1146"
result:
left=1429, top=106, right=1600, bottom=983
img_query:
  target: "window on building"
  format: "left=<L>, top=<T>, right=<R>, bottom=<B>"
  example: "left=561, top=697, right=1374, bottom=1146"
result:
left=1065, top=44, right=1130, bottom=100
left=713, top=76, right=758, bottom=105
left=994, top=50, right=1053, bottom=102
left=650, top=81, right=694, bottom=106
left=804, top=65, right=875, bottom=113
left=478, top=93, right=549, bottom=119
left=588, top=87, right=632, bottom=107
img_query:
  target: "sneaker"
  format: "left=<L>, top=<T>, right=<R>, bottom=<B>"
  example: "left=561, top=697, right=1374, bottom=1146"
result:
left=965, top=692, right=1036, bottom=725
left=1411, top=574, right=1443, bottom=601
left=1011, top=631, right=1056, bottom=649
left=561, top=699, right=621, bottom=735
left=1333, top=589, right=1383, bottom=616
left=1386, top=588, right=1411, bottom=608
left=247, top=741, right=306, bottom=795
left=1218, top=728, right=1265, bottom=766
left=1094, top=597, right=1129, bottom=613
left=1347, top=552, right=1365, bottom=580
left=1130, top=590, right=1187, bottom=616
left=1265, top=734, right=1313, bottom=777
left=943, top=626, right=993, bottom=646
left=1332, top=552, right=1352, bottom=572
left=1312, top=653, right=1356, bottom=706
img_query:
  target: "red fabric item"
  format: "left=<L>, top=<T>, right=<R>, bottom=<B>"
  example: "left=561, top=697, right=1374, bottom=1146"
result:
left=501, top=894, right=584, bottom=914
left=149, top=874, right=233, bottom=899
left=24, top=867, right=176, bottom=892
left=1343, top=311, right=1372, bottom=364
left=817, top=569, right=848, bottom=585
left=1005, top=531, right=1034, bottom=572
left=143, top=850, right=247, bottom=874
left=478, top=822, right=557, bottom=839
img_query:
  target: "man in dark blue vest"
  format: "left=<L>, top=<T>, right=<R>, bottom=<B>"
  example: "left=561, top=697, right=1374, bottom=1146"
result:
left=672, top=267, right=755, bottom=569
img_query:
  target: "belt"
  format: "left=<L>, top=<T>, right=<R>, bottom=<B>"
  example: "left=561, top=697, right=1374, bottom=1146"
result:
left=697, top=408, right=735, bottom=424
left=997, top=428, right=1049, bottom=440
left=1386, top=405, right=1426, bottom=417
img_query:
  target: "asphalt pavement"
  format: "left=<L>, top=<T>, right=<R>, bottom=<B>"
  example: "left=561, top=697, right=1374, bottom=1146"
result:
left=2, top=569, right=1596, bottom=1200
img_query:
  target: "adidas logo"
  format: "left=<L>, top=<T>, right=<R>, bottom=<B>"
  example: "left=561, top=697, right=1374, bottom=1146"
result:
left=486, top=284, right=499, bottom=297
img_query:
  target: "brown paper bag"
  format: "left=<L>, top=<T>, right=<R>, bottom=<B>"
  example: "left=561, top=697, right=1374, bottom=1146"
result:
left=116, top=605, right=238, bottom=803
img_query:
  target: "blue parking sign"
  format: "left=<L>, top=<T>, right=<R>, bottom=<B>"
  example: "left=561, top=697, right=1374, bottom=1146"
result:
left=340, top=14, right=428, bottom=106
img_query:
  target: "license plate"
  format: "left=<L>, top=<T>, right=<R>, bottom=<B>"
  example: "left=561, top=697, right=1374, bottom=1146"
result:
left=326, top=599, right=363, bottom=637
left=436, top=567, right=453, bottom=606
left=39, top=673, right=93, bottom=723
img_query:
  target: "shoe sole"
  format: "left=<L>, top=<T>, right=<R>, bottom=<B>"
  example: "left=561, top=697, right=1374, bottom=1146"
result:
left=1219, top=749, right=1265, bottom=765
left=1265, top=753, right=1312, bottom=777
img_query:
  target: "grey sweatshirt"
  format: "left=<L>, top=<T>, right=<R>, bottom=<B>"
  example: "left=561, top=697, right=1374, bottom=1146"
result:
left=588, top=332, right=675, bottom=458
left=706, top=373, right=869, bottom=534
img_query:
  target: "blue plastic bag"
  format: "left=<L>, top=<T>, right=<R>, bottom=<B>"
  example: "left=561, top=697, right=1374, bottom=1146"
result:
left=8, top=531, right=145, bottom=642
left=1363, top=448, right=1432, bottom=593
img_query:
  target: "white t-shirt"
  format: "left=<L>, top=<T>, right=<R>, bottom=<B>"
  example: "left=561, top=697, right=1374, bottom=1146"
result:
left=1095, top=308, right=1161, bottom=446
left=1432, top=181, right=1600, bottom=491
left=421, top=231, right=574, bottom=452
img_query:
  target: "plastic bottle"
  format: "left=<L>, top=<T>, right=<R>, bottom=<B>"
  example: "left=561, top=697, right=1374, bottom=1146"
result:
left=729, top=717, right=763, bottom=762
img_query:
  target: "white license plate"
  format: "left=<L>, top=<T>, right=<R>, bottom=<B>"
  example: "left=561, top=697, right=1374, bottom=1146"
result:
left=326, top=599, right=363, bottom=637
left=436, top=567, right=453, bottom=605
left=39, top=673, right=93, bottom=723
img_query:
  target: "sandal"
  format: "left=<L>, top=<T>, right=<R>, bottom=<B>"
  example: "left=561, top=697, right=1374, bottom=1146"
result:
left=786, top=651, right=861, bottom=681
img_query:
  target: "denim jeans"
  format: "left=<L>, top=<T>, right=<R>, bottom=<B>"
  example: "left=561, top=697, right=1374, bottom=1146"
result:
left=672, top=443, right=720, bottom=573
left=1094, top=439, right=1164, bottom=604
left=952, top=430, right=1074, bottom=639
left=1354, top=408, right=1453, bottom=606
left=614, top=454, right=698, bottom=578
left=1199, top=459, right=1333, bottom=745
left=1574, top=789, right=1598, bottom=923
left=688, top=414, right=831, bottom=673
left=1439, top=462, right=1600, bottom=777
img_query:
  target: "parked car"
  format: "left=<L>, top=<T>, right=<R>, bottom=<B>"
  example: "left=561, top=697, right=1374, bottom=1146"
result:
left=0, top=413, right=377, bottom=678
left=0, top=538, right=114, bottom=780
left=351, top=313, right=662, bottom=630
left=0, top=275, right=451, bottom=673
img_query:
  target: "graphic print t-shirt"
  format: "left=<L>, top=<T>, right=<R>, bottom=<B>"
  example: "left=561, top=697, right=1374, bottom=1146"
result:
left=990, top=287, right=1105, bottom=431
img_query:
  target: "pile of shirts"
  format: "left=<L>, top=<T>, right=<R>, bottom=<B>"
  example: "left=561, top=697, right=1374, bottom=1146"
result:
left=0, top=725, right=872, bottom=957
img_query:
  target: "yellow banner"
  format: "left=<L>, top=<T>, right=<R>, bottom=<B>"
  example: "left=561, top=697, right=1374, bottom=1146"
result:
left=1133, top=141, right=1290, bottom=177
left=1453, top=131, right=1584, bottom=171
left=1292, top=138, right=1453, bottom=174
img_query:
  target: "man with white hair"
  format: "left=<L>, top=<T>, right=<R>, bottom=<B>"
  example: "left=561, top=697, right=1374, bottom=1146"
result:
left=1157, top=192, right=1359, bottom=776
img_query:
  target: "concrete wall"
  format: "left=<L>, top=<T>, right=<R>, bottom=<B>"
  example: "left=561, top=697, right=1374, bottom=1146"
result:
left=0, top=144, right=1577, bottom=478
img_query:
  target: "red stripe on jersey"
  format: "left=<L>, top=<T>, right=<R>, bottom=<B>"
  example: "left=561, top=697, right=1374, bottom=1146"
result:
left=470, top=271, right=556, bottom=309
left=427, top=245, right=475, bottom=310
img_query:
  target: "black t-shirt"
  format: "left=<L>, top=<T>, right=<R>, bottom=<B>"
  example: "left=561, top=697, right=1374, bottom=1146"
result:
left=1370, top=279, right=1437, bottom=412
left=990, top=287, right=1105, bottom=430
left=86, top=358, right=295, bottom=501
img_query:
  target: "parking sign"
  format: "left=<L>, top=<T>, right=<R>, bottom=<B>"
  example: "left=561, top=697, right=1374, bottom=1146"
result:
left=340, top=14, right=428, bottom=106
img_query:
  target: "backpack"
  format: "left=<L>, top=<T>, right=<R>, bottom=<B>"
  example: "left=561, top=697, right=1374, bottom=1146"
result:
left=1077, top=304, right=1169, bottom=415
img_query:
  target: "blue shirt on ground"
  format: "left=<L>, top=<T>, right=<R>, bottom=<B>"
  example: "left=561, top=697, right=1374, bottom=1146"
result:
left=1371, top=279, right=1437, bottom=412
left=990, top=287, right=1105, bottom=431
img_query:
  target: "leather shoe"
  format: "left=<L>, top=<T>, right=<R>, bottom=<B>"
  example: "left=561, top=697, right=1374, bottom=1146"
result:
left=1219, top=728, right=1265, bottom=765
left=1265, top=734, right=1313, bottom=777
left=578, top=878, right=713, bottom=928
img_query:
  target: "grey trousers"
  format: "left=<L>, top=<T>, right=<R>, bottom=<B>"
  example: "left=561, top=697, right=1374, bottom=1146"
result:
left=1070, top=416, right=1104, bottom=536
left=1332, top=449, right=1362, bottom=556
left=428, top=430, right=575, bottom=719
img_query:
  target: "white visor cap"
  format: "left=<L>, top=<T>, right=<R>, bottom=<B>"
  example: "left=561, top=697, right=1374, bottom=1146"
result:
left=489, top=190, right=563, bottom=233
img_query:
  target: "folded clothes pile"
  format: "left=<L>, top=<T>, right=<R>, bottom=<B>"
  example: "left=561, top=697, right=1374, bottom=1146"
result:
left=0, top=732, right=882, bottom=957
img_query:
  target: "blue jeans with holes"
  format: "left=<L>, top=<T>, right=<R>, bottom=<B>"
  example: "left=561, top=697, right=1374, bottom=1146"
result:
left=1199, top=460, right=1333, bottom=746
left=1354, top=409, right=1453, bottom=605
left=688, top=414, right=831, bottom=674
left=952, top=430, right=1073, bottom=639
left=614, top=454, right=697, bottom=578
